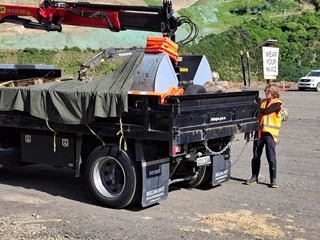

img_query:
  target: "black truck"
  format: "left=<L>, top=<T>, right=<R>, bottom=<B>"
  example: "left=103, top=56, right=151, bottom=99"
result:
left=0, top=0, right=260, bottom=209
left=0, top=51, right=260, bottom=209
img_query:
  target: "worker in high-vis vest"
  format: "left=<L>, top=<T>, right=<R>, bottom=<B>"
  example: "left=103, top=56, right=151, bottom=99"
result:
left=245, top=84, right=282, bottom=188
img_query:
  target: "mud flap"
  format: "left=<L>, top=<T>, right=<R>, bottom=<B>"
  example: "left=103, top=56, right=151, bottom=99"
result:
left=135, top=140, right=170, bottom=207
left=141, top=158, right=170, bottom=207
left=211, top=149, right=231, bottom=186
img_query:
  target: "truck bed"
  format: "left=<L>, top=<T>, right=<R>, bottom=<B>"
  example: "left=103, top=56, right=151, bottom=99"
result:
left=0, top=90, right=259, bottom=144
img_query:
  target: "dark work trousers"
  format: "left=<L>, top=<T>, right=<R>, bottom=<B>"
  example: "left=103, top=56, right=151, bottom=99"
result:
left=252, top=132, right=277, bottom=166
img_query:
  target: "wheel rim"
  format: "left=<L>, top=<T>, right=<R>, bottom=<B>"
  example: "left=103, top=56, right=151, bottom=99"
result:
left=187, top=166, right=208, bottom=188
left=92, top=156, right=126, bottom=198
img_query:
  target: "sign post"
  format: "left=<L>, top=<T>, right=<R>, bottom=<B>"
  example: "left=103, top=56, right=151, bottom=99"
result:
left=262, top=46, right=279, bottom=80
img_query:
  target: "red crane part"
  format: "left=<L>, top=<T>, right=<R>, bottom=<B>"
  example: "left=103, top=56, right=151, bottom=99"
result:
left=0, top=1, right=178, bottom=36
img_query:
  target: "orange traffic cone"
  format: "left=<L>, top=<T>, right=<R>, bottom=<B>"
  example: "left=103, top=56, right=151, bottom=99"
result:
left=281, top=82, right=286, bottom=91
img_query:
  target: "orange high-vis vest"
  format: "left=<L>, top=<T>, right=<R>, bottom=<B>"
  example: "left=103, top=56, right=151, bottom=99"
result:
left=260, top=98, right=282, bottom=143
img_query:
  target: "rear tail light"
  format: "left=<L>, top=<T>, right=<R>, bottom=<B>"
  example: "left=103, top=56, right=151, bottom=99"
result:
left=172, top=145, right=181, bottom=155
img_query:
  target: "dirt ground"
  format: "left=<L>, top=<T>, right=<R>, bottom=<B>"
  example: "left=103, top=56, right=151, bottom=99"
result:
left=0, top=86, right=319, bottom=240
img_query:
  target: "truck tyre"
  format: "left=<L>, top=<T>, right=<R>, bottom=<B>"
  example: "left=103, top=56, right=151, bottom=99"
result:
left=316, top=83, right=320, bottom=92
left=184, top=84, right=207, bottom=95
left=187, top=165, right=212, bottom=188
left=85, top=144, right=141, bottom=209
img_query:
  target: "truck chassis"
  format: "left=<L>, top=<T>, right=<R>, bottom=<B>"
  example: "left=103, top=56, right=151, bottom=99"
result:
left=0, top=90, right=259, bottom=209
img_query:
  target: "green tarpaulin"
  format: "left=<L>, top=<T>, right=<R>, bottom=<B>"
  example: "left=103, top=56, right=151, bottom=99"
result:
left=0, top=52, right=145, bottom=125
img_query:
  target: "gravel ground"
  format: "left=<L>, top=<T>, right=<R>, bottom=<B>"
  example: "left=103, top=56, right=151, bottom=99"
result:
left=0, top=87, right=319, bottom=240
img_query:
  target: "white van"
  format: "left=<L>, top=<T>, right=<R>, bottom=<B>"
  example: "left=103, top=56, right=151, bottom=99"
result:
left=297, top=70, right=320, bottom=91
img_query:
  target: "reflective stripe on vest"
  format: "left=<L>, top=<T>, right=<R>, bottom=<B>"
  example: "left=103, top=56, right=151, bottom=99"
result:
left=260, top=98, right=282, bottom=142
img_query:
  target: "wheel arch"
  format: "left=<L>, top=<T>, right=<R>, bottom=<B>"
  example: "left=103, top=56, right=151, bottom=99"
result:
left=79, top=135, right=136, bottom=176
left=84, top=141, right=142, bottom=209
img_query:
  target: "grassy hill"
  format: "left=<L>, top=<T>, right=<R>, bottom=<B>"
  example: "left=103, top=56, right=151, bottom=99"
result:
left=1, top=0, right=319, bottom=82
left=178, top=0, right=319, bottom=83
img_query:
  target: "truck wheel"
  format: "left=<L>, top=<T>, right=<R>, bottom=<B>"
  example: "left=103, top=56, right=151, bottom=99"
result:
left=187, top=165, right=212, bottom=188
left=316, top=83, right=320, bottom=92
left=85, top=144, right=141, bottom=209
left=184, top=84, right=207, bottom=95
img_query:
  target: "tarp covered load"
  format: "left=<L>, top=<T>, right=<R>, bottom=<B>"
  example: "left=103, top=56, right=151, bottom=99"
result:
left=0, top=52, right=145, bottom=125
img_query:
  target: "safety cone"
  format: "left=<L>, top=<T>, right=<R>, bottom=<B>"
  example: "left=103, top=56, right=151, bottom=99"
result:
left=281, top=82, right=286, bottom=91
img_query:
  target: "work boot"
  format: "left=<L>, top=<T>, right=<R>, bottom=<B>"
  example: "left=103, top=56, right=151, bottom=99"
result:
left=245, top=159, right=260, bottom=185
left=245, top=175, right=258, bottom=185
left=269, top=163, right=278, bottom=188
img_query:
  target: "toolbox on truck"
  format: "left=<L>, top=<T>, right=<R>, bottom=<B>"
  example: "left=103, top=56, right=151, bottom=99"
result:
left=21, top=132, right=76, bottom=167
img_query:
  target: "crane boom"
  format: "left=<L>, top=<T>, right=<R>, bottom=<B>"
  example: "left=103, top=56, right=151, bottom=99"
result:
left=0, top=0, right=179, bottom=37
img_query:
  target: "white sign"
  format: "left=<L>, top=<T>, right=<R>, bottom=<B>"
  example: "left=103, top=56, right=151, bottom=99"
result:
left=262, top=46, right=279, bottom=80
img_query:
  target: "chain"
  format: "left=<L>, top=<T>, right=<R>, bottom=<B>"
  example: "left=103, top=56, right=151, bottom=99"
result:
left=169, top=136, right=235, bottom=183
left=204, top=135, right=235, bottom=157
left=169, top=157, right=182, bottom=179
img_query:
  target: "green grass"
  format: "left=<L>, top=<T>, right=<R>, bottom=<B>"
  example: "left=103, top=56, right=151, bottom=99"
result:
left=178, top=0, right=301, bottom=35
left=0, top=49, right=126, bottom=79
left=143, top=0, right=161, bottom=6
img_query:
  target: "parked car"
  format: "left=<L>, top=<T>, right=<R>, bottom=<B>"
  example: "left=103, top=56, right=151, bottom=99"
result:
left=297, top=70, right=320, bottom=91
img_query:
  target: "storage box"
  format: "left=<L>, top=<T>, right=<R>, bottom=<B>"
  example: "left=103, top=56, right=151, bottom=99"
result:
left=21, top=132, right=76, bottom=167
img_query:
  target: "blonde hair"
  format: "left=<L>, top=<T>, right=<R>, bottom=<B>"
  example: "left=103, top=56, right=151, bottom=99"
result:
left=265, top=84, right=280, bottom=98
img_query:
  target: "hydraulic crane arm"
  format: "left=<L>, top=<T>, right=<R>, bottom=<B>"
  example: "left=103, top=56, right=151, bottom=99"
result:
left=0, top=0, right=179, bottom=37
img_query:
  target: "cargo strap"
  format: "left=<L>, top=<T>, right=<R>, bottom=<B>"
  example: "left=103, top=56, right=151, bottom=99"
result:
left=46, top=118, right=57, bottom=152
left=116, top=116, right=127, bottom=151
left=86, top=124, right=106, bottom=147
left=86, top=117, right=127, bottom=151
